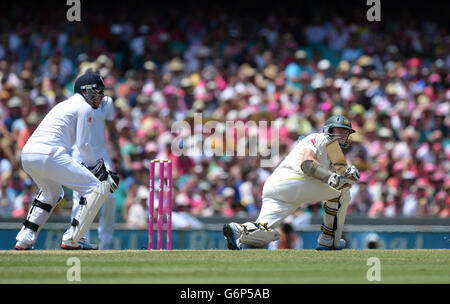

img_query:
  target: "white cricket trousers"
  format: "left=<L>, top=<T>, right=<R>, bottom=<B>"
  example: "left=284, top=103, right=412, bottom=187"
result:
left=256, top=167, right=350, bottom=229
left=17, top=143, right=100, bottom=246
left=71, top=149, right=116, bottom=249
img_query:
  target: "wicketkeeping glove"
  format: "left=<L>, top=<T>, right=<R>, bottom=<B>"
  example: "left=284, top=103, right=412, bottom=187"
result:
left=86, top=159, right=109, bottom=181
left=85, top=159, right=120, bottom=193
left=107, top=171, right=120, bottom=193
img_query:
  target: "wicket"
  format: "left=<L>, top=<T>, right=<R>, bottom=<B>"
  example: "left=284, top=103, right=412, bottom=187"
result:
left=148, top=159, right=172, bottom=250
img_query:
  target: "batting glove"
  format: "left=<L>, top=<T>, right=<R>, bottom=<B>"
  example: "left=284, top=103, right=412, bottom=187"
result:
left=343, top=165, right=360, bottom=182
left=328, top=173, right=355, bottom=190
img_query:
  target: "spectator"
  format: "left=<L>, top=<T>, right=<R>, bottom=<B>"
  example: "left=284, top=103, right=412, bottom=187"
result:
left=126, top=186, right=149, bottom=229
left=368, top=187, right=402, bottom=218
left=0, top=144, right=13, bottom=185
left=4, top=96, right=23, bottom=133
left=12, top=178, right=34, bottom=218
left=16, top=111, right=39, bottom=151
left=285, top=50, right=313, bottom=92
left=0, top=178, right=15, bottom=216
left=401, top=172, right=420, bottom=217
left=349, top=172, right=374, bottom=215
left=0, top=2, right=448, bottom=222
left=430, top=191, right=449, bottom=218
left=123, top=161, right=149, bottom=221
left=172, top=194, right=205, bottom=229
left=291, top=202, right=322, bottom=228
left=275, top=222, right=302, bottom=249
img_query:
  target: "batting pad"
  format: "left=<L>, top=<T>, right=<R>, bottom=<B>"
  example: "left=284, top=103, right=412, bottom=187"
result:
left=239, top=223, right=281, bottom=247
left=318, top=199, right=338, bottom=245
left=333, top=197, right=350, bottom=248
left=71, top=181, right=110, bottom=243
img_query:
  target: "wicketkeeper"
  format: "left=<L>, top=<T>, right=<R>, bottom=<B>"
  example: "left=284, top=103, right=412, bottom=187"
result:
left=223, top=115, right=360, bottom=250
left=15, top=71, right=119, bottom=250
left=71, top=93, right=120, bottom=250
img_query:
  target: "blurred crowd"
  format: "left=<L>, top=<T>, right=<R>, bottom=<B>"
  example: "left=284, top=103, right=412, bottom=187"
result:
left=0, top=3, right=449, bottom=226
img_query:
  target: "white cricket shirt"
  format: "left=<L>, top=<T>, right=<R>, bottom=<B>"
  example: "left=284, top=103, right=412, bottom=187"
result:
left=73, top=96, right=115, bottom=158
left=272, top=132, right=332, bottom=178
left=24, top=93, right=97, bottom=166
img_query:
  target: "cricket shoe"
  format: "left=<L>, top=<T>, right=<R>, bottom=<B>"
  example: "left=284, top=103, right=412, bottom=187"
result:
left=316, top=239, right=347, bottom=251
left=61, top=237, right=99, bottom=250
left=223, top=223, right=242, bottom=250
left=14, top=241, right=33, bottom=250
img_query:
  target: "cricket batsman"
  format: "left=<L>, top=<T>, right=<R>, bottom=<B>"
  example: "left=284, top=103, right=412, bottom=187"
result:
left=223, top=115, right=360, bottom=250
left=15, top=71, right=120, bottom=250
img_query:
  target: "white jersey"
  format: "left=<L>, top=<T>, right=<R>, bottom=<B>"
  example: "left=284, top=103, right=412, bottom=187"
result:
left=269, top=133, right=332, bottom=181
left=23, top=93, right=97, bottom=166
left=72, top=96, right=115, bottom=159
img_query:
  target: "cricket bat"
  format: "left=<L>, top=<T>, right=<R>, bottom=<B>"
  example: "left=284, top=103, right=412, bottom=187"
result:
left=326, top=138, right=348, bottom=174
left=326, top=138, right=352, bottom=191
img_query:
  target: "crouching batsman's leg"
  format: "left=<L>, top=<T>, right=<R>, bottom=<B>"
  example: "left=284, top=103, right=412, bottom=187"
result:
left=223, top=175, right=302, bottom=250
left=316, top=189, right=351, bottom=250
left=222, top=176, right=353, bottom=251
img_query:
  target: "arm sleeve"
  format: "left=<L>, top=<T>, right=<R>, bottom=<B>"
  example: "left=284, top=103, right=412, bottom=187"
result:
left=76, top=106, right=97, bottom=167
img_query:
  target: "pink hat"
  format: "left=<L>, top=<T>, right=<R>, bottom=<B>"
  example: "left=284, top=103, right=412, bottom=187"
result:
left=319, top=102, right=332, bottom=112
left=387, top=176, right=399, bottom=188
left=163, top=85, right=178, bottom=96
left=136, top=129, right=146, bottom=138
left=104, top=76, right=116, bottom=87
left=407, top=58, right=421, bottom=68
left=215, top=77, right=227, bottom=91
left=145, top=142, right=158, bottom=153
left=436, top=191, right=447, bottom=201
left=131, top=161, right=144, bottom=171
left=267, top=102, right=279, bottom=112
left=359, top=172, right=369, bottom=183
left=424, top=163, right=436, bottom=173
left=431, top=170, right=445, bottom=181
left=445, top=178, right=450, bottom=189
left=416, top=178, right=429, bottom=188
left=424, top=86, right=435, bottom=100
left=393, top=161, right=404, bottom=172
left=428, top=73, right=441, bottom=83
left=432, top=142, right=443, bottom=151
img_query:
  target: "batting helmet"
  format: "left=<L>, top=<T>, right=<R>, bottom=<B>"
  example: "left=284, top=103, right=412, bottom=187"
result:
left=74, top=71, right=105, bottom=109
left=323, top=115, right=355, bottom=135
left=323, top=115, right=355, bottom=148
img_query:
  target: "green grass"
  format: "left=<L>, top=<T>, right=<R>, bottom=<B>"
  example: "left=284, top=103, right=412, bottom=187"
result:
left=0, top=249, right=448, bottom=284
